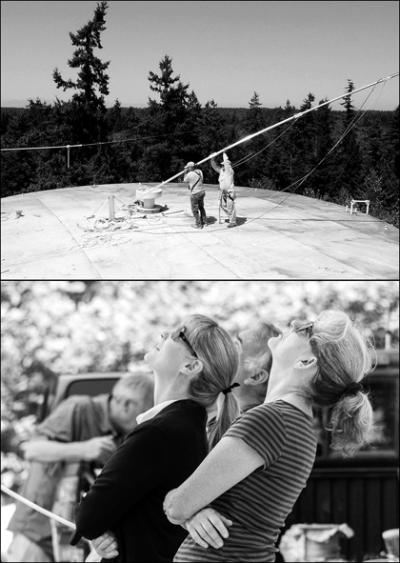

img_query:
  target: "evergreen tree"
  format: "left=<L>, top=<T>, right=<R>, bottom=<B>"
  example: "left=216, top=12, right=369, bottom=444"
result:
left=53, top=1, right=110, bottom=145
left=197, top=100, right=226, bottom=182
left=267, top=101, right=296, bottom=190
left=247, top=91, right=264, bottom=132
left=376, top=105, right=400, bottom=226
left=311, top=99, right=335, bottom=198
left=237, top=91, right=269, bottom=184
left=139, top=55, right=197, bottom=180
left=286, top=93, right=317, bottom=192
left=108, top=99, right=123, bottom=132
left=388, top=105, right=399, bottom=180
left=335, top=79, right=363, bottom=197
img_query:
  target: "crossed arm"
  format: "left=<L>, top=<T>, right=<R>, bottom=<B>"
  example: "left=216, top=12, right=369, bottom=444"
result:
left=92, top=436, right=264, bottom=558
left=163, top=435, right=264, bottom=523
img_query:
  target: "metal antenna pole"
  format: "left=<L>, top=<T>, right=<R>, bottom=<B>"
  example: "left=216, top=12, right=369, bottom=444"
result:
left=152, top=72, right=399, bottom=190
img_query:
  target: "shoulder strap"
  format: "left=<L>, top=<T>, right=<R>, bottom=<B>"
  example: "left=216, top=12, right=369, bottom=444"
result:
left=190, top=170, right=202, bottom=192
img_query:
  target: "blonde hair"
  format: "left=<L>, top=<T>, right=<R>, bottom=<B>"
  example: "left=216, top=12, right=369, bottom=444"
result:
left=183, top=314, right=240, bottom=449
left=309, top=310, right=375, bottom=456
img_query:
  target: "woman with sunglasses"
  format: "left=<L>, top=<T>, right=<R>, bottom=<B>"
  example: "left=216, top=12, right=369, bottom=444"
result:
left=72, top=314, right=240, bottom=562
left=163, top=310, right=374, bottom=563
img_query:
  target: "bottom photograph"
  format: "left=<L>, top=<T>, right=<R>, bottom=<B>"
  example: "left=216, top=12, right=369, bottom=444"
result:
left=1, top=280, right=399, bottom=563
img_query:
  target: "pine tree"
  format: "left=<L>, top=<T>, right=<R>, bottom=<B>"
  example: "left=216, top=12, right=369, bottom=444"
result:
left=266, top=102, right=296, bottom=190
left=388, top=105, right=399, bottom=180
left=287, top=93, right=317, bottom=191
left=237, top=91, right=269, bottom=184
left=335, top=79, right=363, bottom=197
left=53, top=1, right=110, bottom=145
left=108, top=99, right=122, bottom=133
left=312, top=99, right=335, bottom=198
left=247, top=92, right=264, bottom=133
left=139, top=55, right=198, bottom=180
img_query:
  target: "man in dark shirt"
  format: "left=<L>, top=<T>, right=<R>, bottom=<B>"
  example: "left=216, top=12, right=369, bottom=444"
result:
left=7, top=374, right=153, bottom=562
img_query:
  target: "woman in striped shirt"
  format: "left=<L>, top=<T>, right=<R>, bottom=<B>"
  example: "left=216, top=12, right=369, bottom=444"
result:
left=164, top=309, right=374, bottom=563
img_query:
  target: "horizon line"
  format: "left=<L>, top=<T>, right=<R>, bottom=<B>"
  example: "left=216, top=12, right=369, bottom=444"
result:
left=1, top=101, right=395, bottom=112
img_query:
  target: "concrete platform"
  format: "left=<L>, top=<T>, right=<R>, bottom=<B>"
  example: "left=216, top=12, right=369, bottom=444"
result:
left=1, top=183, right=398, bottom=280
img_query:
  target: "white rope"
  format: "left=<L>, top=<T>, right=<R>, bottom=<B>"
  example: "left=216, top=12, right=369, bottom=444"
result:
left=1, top=483, right=75, bottom=530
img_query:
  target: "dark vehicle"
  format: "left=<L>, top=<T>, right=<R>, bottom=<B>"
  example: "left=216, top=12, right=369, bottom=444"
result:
left=38, top=372, right=126, bottom=422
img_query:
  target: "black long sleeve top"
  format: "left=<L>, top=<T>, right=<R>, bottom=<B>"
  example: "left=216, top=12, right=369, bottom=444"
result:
left=72, top=400, right=208, bottom=563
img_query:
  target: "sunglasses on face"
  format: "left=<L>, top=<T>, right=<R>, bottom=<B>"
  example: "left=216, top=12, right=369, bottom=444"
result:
left=290, top=320, right=314, bottom=338
left=161, top=326, right=198, bottom=358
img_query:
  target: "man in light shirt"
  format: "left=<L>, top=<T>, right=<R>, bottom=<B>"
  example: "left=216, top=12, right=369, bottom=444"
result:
left=183, top=161, right=207, bottom=229
left=211, top=152, right=237, bottom=228
left=7, top=374, right=153, bottom=563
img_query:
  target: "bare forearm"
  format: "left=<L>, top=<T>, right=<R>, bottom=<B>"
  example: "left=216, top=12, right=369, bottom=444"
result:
left=23, top=440, right=87, bottom=462
left=164, top=437, right=263, bottom=524
left=211, top=160, right=220, bottom=173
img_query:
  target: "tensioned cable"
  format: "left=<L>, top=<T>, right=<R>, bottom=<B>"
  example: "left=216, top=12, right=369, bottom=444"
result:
left=242, top=81, right=385, bottom=225
left=231, top=120, right=296, bottom=168
left=0, top=129, right=191, bottom=153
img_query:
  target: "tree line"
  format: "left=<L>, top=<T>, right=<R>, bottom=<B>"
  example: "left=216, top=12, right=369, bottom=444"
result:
left=1, top=1, right=398, bottom=226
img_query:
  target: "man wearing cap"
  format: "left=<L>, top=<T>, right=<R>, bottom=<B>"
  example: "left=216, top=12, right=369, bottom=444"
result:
left=211, top=152, right=237, bottom=228
left=183, top=162, right=207, bottom=229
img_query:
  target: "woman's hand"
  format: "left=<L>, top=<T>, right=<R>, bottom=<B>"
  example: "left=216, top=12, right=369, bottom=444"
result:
left=184, top=507, right=233, bottom=550
left=91, top=531, right=119, bottom=560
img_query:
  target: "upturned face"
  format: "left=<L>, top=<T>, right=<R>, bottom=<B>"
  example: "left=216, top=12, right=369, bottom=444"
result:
left=144, top=325, right=196, bottom=380
left=268, top=321, right=315, bottom=371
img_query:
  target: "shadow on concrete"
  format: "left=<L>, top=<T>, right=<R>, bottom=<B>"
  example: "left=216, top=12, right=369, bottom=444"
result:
left=205, top=216, right=218, bottom=226
left=206, top=216, right=247, bottom=227
left=236, top=216, right=247, bottom=227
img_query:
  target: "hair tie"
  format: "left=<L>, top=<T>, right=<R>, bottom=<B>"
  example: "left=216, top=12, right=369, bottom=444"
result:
left=222, top=383, right=240, bottom=395
left=341, top=381, right=363, bottom=399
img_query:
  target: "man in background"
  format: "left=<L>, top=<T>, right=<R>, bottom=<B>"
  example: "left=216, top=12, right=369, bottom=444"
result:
left=6, top=374, right=154, bottom=563
left=208, top=321, right=280, bottom=434
left=233, top=322, right=281, bottom=412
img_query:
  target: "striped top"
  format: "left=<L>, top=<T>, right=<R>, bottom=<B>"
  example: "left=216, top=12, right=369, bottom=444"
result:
left=174, top=400, right=317, bottom=563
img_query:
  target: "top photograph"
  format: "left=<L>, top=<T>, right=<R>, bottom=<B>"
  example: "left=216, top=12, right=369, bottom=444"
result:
left=1, top=0, right=399, bottom=280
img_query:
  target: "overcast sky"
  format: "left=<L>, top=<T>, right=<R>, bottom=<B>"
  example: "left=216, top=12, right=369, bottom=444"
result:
left=1, top=0, right=399, bottom=109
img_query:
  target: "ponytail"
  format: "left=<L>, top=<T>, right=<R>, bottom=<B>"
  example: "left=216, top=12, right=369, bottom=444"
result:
left=208, top=387, right=240, bottom=449
left=328, top=391, right=374, bottom=456
left=310, top=310, right=375, bottom=457
left=182, top=315, right=240, bottom=449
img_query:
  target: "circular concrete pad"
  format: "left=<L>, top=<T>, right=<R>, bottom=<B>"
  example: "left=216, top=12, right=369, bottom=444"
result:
left=1, top=183, right=398, bottom=279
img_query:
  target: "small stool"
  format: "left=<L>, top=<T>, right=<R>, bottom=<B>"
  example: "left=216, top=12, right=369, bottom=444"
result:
left=347, top=199, right=370, bottom=215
